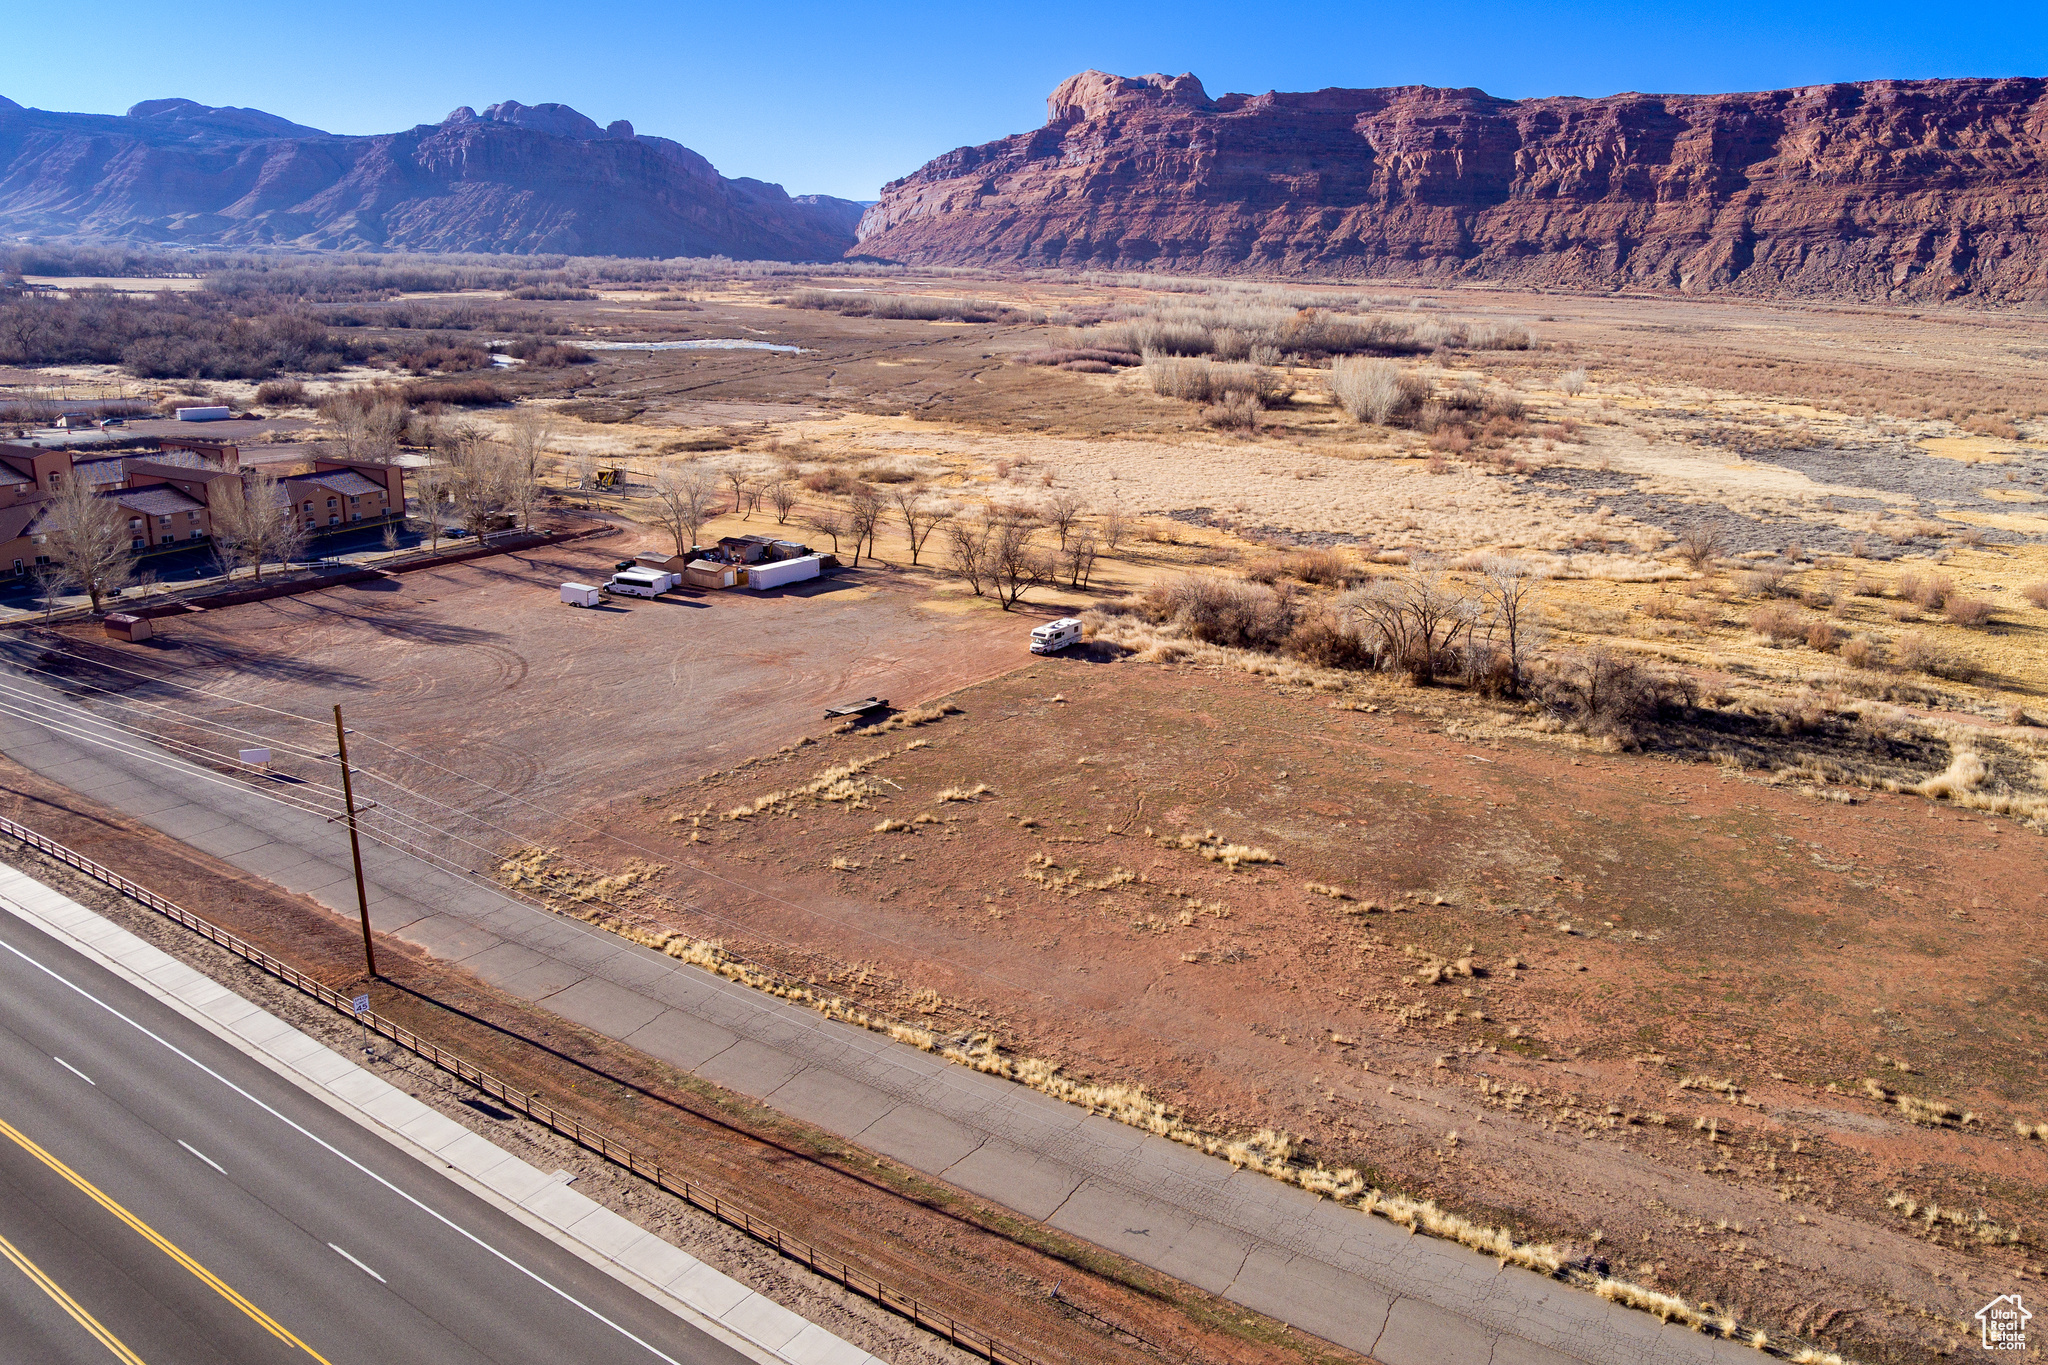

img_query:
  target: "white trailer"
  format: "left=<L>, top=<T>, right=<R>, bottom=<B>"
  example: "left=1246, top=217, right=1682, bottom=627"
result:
left=174, top=405, right=232, bottom=422
left=606, top=568, right=669, bottom=598
left=1030, top=617, right=1083, bottom=654
left=560, top=582, right=602, bottom=607
left=746, top=554, right=824, bottom=591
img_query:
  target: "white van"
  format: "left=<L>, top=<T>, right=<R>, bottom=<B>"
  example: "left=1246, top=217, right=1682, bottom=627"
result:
left=1030, top=617, right=1083, bottom=654
left=606, top=568, right=669, bottom=598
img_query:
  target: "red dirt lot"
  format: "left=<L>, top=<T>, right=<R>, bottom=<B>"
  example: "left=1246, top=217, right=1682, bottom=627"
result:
left=540, top=658, right=2047, bottom=1365
left=52, top=528, right=1040, bottom=811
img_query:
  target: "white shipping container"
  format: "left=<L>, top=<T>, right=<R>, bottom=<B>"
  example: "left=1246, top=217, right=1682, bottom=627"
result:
left=559, top=582, right=602, bottom=606
left=746, top=554, right=823, bottom=591
left=174, top=405, right=233, bottom=422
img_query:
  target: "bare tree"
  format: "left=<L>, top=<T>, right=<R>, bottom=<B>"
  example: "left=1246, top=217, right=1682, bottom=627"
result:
left=892, top=486, right=947, bottom=566
left=945, top=516, right=990, bottom=596
left=1676, top=523, right=1725, bottom=573
left=29, top=560, right=70, bottom=622
left=1063, top=529, right=1100, bottom=589
left=722, top=465, right=751, bottom=521
left=1342, top=566, right=1478, bottom=683
left=1100, top=505, right=1129, bottom=554
left=648, top=463, right=721, bottom=556
left=847, top=486, right=885, bottom=566
left=447, top=427, right=515, bottom=544
left=989, top=519, right=1052, bottom=611
left=806, top=507, right=846, bottom=557
left=1476, top=556, right=1542, bottom=695
left=768, top=480, right=798, bottom=525
left=504, top=409, right=556, bottom=530
left=211, top=465, right=306, bottom=583
left=572, top=454, right=597, bottom=493
left=411, top=458, right=453, bottom=551
left=1044, top=491, right=1087, bottom=550
left=40, top=471, right=133, bottom=613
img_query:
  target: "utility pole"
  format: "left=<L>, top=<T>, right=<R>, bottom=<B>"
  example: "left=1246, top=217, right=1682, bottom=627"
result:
left=332, top=704, right=377, bottom=981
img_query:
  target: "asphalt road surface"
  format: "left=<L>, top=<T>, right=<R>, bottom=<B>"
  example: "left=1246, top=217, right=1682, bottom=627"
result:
left=0, top=906, right=752, bottom=1365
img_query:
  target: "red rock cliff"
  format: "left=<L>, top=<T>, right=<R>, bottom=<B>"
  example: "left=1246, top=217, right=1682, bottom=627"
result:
left=856, top=71, right=2048, bottom=301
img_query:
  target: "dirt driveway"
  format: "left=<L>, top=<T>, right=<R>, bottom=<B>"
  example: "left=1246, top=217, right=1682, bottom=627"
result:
left=47, top=531, right=1041, bottom=816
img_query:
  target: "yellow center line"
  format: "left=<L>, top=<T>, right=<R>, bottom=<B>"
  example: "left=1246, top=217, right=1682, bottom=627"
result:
left=0, top=1228, right=149, bottom=1365
left=0, top=1117, right=331, bottom=1363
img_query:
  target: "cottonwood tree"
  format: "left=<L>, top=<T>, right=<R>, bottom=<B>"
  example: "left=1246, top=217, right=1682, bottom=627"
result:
left=1476, top=555, right=1542, bottom=695
left=945, top=516, right=990, bottom=596
left=768, top=480, right=797, bottom=525
left=1044, top=491, right=1087, bottom=550
left=892, top=486, right=947, bottom=566
left=805, top=507, right=845, bottom=557
left=1064, top=529, right=1099, bottom=589
left=447, top=427, right=515, bottom=544
left=505, top=409, right=556, bottom=530
left=40, top=472, right=132, bottom=613
left=411, top=458, right=453, bottom=551
left=722, top=465, right=752, bottom=521
left=990, top=519, right=1052, bottom=611
left=332, top=396, right=405, bottom=462
left=649, top=463, right=721, bottom=556
left=211, top=465, right=306, bottom=582
left=846, top=486, right=885, bottom=565
left=1100, top=505, right=1129, bottom=554
left=1343, top=565, right=1477, bottom=683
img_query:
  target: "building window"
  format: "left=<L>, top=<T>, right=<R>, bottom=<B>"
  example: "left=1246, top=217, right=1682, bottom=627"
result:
left=329, top=515, right=340, bottom=525
left=327, top=498, right=337, bottom=508
left=132, top=537, right=145, bottom=550
left=158, top=515, right=171, bottom=526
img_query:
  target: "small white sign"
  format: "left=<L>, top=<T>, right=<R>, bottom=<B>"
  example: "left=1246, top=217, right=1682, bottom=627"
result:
left=1978, top=1293, right=2030, bottom=1351
left=239, top=748, right=272, bottom=766
left=351, top=994, right=370, bottom=1016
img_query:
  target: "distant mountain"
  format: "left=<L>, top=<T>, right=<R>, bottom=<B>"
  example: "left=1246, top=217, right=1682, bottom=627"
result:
left=0, top=96, right=864, bottom=260
left=857, top=70, right=2048, bottom=301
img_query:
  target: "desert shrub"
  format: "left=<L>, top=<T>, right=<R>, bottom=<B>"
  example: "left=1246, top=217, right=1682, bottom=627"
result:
left=1016, top=346, right=1141, bottom=368
left=1145, top=354, right=1276, bottom=404
left=1735, top=565, right=1790, bottom=598
left=1897, top=572, right=1954, bottom=611
left=1482, top=388, right=1526, bottom=421
left=1805, top=620, right=1841, bottom=652
left=393, top=339, right=490, bottom=374
left=1142, top=575, right=1297, bottom=650
left=507, top=284, right=597, bottom=300
left=1893, top=631, right=1974, bottom=680
left=1944, top=596, right=1993, bottom=626
left=254, top=378, right=307, bottom=406
left=856, top=465, right=916, bottom=484
left=1558, top=367, right=1587, bottom=396
left=0, top=290, right=358, bottom=378
left=1288, top=548, right=1353, bottom=586
left=402, top=378, right=507, bottom=407
left=1284, top=609, right=1375, bottom=669
left=1061, top=359, right=1114, bottom=373
left=504, top=335, right=593, bottom=366
left=1328, top=357, right=1408, bottom=425
left=800, top=468, right=862, bottom=496
left=1675, top=524, right=1725, bottom=572
left=1536, top=648, right=1691, bottom=740
left=1245, top=556, right=1289, bottom=584
left=1203, top=392, right=1262, bottom=431
left=2025, top=582, right=2048, bottom=609
left=1748, top=603, right=1805, bottom=641
left=786, top=288, right=1014, bottom=323
left=1839, top=635, right=1881, bottom=669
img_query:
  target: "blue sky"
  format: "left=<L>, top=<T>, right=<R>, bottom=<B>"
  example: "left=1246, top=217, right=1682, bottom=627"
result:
left=6, top=1, right=2044, bottom=200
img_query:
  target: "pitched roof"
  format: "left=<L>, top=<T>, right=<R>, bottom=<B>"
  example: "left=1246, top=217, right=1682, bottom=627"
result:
left=283, top=469, right=385, bottom=498
left=108, top=484, right=206, bottom=517
left=0, top=465, right=31, bottom=488
left=0, top=501, right=43, bottom=543
left=74, top=458, right=127, bottom=487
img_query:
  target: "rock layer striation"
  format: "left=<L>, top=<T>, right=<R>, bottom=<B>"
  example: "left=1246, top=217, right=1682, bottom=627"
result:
left=0, top=96, right=863, bottom=259
left=857, top=71, right=2048, bottom=300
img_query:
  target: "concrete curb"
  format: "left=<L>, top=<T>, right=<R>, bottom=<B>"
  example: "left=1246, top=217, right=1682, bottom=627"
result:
left=0, top=865, right=886, bottom=1365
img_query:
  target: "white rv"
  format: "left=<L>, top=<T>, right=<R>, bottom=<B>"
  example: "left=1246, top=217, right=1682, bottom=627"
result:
left=1030, top=617, right=1083, bottom=654
left=605, top=568, right=670, bottom=598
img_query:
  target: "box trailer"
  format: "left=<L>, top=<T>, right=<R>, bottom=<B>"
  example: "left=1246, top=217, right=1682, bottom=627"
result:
left=174, top=405, right=232, bottom=422
left=746, top=554, right=824, bottom=591
left=560, top=582, right=602, bottom=607
left=103, top=612, right=151, bottom=641
left=1030, top=617, right=1083, bottom=654
left=606, top=569, right=669, bottom=598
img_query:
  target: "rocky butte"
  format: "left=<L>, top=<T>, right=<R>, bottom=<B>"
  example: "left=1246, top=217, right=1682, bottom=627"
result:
left=0, top=96, right=865, bottom=259
left=857, top=70, right=2048, bottom=301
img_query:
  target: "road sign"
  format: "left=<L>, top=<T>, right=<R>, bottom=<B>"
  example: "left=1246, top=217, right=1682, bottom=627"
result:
left=351, top=994, right=370, bottom=1015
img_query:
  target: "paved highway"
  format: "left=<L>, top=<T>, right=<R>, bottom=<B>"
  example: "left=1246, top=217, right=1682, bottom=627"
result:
left=0, top=904, right=751, bottom=1365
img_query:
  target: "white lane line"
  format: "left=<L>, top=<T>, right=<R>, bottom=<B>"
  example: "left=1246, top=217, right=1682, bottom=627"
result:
left=51, top=1056, right=94, bottom=1086
left=179, top=1139, right=225, bottom=1174
left=0, top=934, right=695, bottom=1365
left=329, top=1243, right=385, bottom=1283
